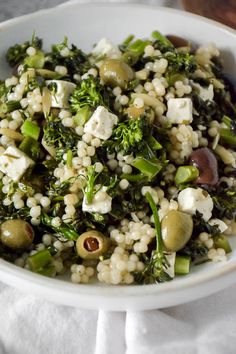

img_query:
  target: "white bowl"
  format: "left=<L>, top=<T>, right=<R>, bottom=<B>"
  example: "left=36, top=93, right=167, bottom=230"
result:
left=0, top=2, right=235, bottom=311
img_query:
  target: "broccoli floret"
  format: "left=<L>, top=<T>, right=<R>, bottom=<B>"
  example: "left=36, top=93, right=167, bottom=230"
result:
left=6, top=36, right=42, bottom=67
left=45, top=37, right=89, bottom=77
left=43, top=116, right=78, bottom=161
left=103, top=116, right=148, bottom=154
left=134, top=192, right=172, bottom=284
left=69, top=76, right=105, bottom=113
left=165, top=51, right=197, bottom=76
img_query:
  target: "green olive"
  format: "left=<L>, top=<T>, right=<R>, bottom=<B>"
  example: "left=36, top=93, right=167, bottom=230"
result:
left=161, top=210, right=193, bottom=252
left=99, top=59, right=134, bottom=89
left=0, top=219, right=34, bottom=250
left=76, top=230, right=110, bottom=260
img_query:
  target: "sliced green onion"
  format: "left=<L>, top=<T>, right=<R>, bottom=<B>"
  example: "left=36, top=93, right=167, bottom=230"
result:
left=21, top=120, right=40, bottom=140
left=220, top=128, right=236, bottom=147
left=174, top=255, right=191, bottom=275
left=132, top=157, right=162, bottom=180
left=174, top=165, right=199, bottom=185
left=66, top=149, right=73, bottom=168
left=74, top=106, right=91, bottom=126
left=28, top=249, right=53, bottom=272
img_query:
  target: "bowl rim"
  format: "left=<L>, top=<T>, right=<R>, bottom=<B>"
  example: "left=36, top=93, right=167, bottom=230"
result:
left=0, top=1, right=236, bottom=307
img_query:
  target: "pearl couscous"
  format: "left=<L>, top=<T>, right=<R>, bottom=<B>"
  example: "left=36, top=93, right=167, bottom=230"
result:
left=0, top=31, right=235, bottom=285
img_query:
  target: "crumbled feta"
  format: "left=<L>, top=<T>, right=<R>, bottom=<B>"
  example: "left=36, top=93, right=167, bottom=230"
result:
left=178, top=187, right=213, bottom=221
left=0, top=146, right=34, bottom=182
left=84, top=106, right=118, bottom=140
left=92, top=38, right=121, bottom=59
left=165, top=252, right=176, bottom=279
left=46, top=80, right=76, bottom=108
left=166, top=98, right=193, bottom=124
left=82, top=186, right=112, bottom=214
left=193, top=83, right=214, bottom=101
left=209, top=218, right=228, bottom=233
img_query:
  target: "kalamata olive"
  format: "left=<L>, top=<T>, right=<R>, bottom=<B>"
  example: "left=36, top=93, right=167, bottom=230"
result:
left=161, top=210, right=193, bottom=252
left=166, top=35, right=189, bottom=48
left=99, top=59, right=134, bottom=89
left=0, top=219, right=34, bottom=250
left=189, top=147, right=219, bottom=185
left=76, top=230, right=110, bottom=259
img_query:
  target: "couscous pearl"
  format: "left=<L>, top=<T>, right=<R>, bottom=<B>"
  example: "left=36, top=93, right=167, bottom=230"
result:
left=94, top=162, right=103, bottom=173
left=88, top=68, right=98, bottom=77
left=76, top=265, right=86, bottom=274
left=34, top=193, right=43, bottom=202
left=119, top=95, right=129, bottom=105
left=26, top=46, right=36, bottom=56
left=26, top=197, right=37, bottom=208
left=54, top=240, right=64, bottom=251
left=59, top=110, right=71, bottom=119
left=87, top=146, right=95, bottom=156
left=3, top=198, right=12, bottom=206
left=32, top=104, right=42, bottom=112
left=199, top=232, right=209, bottom=242
left=51, top=217, right=62, bottom=228
left=119, top=179, right=129, bottom=190
left=107, top=159, right=118, bottom=170
left=42, top=234, right=52, bottom=246
left=20, top=98, right=28, bottom=108
left=11, top=110, right=22, bottom=120
left=8, top=121, right=19, bottom=130
left=82, top=133, right=92, bottom=144
left=82, top=156, right=91, bottom=167
left=0, top=119, right=9, bottom=128
left=144, top=45, right=155, bottom=57
left=124, top=273, right=134, bottom=284
left=75, top=126, right=84, bottom=136
left=14, top=200, right=24, bottom=209
left=205, top=239, right=214, bottom=249
left=54, top=260, right=64, bottom=273
left=55, top=65, right=68, bottom=76
left=60, top=47, right=70, bottom=57
left=30, top=206, right=41, bottom=218
left=62, top=118, right=74, bottom=127
left=31, top=217, right=40, bottom=226
left=113, top=87, right=122, bottom=97
left=65, top=205, right=75, bottom=215
left=81, top=274, right=89, bottom=283
left=122, top=164, right=132, bottom=174
left=85, top=267, right=95, bottom=277
left=64, top=194, right=78, bottom=205
left=14, top=258, right=25, bottom=267
left=71, top=273, right=81, bottom=283
left=40, top=196, right=51, bottom=208
left=134, top=97, right=144, bottom=108
left=136, top=261, right=145, bottom=271
left=217, top=248, right=226, bottom=256
left=91, top=138, right=101, bottom=147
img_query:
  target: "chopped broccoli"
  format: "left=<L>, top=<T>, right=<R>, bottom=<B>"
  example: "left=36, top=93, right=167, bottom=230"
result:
left=45, top=37, right=89, bottom=77
left=165, top=51, right=197, bottom=76
left=69, top=76, right=106, bottom=113
left=6, top=36, right=42, bottom=67
left=135, top=192, right=172, bottom=284
left=43, top=116, right=78, bottom=161
left=103, top=116, right=148, bottom=154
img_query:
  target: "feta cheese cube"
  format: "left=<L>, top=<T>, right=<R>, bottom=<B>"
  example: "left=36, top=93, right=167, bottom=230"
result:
left=0, top=146, right=34, bottom=182
left=177, top=187, right=213, bottom=221
left=84, top=106, right=118, bottom=140
left=46, top=80, right=76, bottom=108
left=166, top=98, right=193, bottom=124
left=92, top=38, right=121, bottom=59
left=193, top=83, right=214, bottom=101
left=208, top=218, right=228, bottom=233
left=82, top=186, right=112, bottom=214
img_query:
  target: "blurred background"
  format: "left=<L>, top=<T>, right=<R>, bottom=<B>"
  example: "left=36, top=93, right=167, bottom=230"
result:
left=1, top=0, right=236, bottom=29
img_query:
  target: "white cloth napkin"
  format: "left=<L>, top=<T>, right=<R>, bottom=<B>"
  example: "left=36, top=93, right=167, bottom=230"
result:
left=1, top=1, right=236, bottom=353
left=0, top=281, right=236, bottom=354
